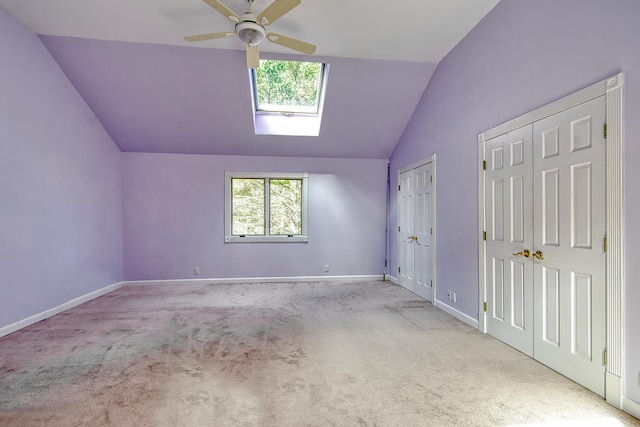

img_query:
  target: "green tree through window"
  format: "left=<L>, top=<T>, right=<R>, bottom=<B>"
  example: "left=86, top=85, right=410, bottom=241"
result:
left=270, top=179, right=302, bottom=235
left=231, top=178, right=265, bottom=235
left=255, top=60, right=323, bottom=114
left=226, top=173, right=308, bottom=242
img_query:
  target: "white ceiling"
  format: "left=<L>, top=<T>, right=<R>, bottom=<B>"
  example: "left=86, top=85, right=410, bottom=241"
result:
left=0, top=0, right=500, bottom=62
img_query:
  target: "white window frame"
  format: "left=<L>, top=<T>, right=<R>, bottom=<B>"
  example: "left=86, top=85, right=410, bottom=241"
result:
left=249, top=61, right=330, bottom=137
left=250, top=61, right=327, bottom=116
left=225, top=172, right=309, bottom=243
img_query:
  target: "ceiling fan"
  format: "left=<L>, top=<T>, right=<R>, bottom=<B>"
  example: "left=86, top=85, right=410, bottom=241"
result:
left=184, top=0, right=316, bottom=68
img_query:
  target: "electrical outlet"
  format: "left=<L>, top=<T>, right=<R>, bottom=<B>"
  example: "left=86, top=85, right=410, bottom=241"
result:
left=447, top=291, right=457, bottom=303
left=194, top=267, right=200, bottom=276
left=324, top=265, right=330, bottom=272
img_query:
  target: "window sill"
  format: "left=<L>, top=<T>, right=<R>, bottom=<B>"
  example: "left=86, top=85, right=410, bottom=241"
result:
left=253, top=113, right=321, bottom=137
left=225, top=235, right=309, bottom=243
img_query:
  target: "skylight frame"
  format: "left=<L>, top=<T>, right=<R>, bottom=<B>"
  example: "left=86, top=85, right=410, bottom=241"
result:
left=250, top=60, right=328, bottom=117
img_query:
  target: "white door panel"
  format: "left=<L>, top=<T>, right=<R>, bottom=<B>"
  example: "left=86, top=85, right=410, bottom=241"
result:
left=485, top=126, right=534, bottom=357
left=532, top=96, right=606, bottom=396
left=414, top=163, right=433, bottom=301
left=399, top=169, right=415, bottom=292
left=398, top=162, right=434, bottom=302
left=484, top=95, right=606, bottom=397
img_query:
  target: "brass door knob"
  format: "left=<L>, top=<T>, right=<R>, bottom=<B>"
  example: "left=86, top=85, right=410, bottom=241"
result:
left=513, top=249, right=531, bottom=258
left=533, top=250, right=544, bottom=260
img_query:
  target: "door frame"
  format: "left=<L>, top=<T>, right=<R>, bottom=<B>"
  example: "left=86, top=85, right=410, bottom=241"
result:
left=398, top=154, right=437, bottom=302
left=477, top=74, right=624, bottom=407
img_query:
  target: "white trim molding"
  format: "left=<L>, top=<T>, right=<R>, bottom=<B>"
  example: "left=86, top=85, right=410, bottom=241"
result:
left=605, top=75, right=624, bottom=402
left=0, top=281, right=124, bottom=338
left=434, top=299, right=479, bottom=329
left=125, top=275, right=384, bottom=286
left=477, top=73, right=624, bottom=408
left=477, top=135, right=487, bottom=333
left=622, top=396, right=640, bottom=420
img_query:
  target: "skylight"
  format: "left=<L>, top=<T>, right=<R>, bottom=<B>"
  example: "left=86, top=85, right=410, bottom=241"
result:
left=249, top=59, right=329, bottom=136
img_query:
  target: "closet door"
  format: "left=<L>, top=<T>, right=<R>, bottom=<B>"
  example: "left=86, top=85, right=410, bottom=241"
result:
left=398, top=168, right=416, bottom=292
left=398, top=162, right=434, bottom=302
left=532, top=96, right=606, bottom=396
left=485, top=126, right=534, bottom=357
left=413, top=163, right=433, bottom=302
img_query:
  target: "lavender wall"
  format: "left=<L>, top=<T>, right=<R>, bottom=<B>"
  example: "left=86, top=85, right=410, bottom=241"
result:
left=0, top=9, right=123, bottom=330
left=389, top=0, right=640, bottom=404
left=123, top=153, right=387, bottom=281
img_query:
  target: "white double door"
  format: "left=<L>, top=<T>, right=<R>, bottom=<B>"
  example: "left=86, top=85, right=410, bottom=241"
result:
left=485, top=96, right=606, bottom=396
left=399, top=162, right=433, bottom=302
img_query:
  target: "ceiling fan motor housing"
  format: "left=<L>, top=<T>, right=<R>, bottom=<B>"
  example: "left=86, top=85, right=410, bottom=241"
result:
left=236, top=14, right=266, bottom=46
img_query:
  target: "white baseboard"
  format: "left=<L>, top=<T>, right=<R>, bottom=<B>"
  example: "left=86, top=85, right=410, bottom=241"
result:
left=0, top=281, right=124, bottom=338
left=385, top=275, right=398, bottom=284
left=433, top=298, right=479, bottom=329
left=606, top=372, right=623, bottom=409
left=125, top=275, right=384, bottom=286
left=623, top=396, right=640, bottom=420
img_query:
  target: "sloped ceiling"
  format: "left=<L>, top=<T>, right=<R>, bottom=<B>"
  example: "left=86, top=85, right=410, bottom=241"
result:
left=1, top=0, right=500, bottom=158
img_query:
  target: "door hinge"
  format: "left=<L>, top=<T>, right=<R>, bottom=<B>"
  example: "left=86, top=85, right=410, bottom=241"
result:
left=483, top=160, right=487, bottom=170
left=430, top=228, right=433, bottom=235
left=398, top=185, right=401, bottom=191
left=604, top=236, right=608, bottom=253
left=430, top=280, right=433, bottom=285
left=604, top=123, right=608, bottom=139
left=483, top=231, right=487, bottom=241
left=398, top=226, right=401, bottom=232
left=483, top=302, right=488, bottom=312
left=398, top=267, right=401, bottom=273
left=430, top=175, right=433, bottom=183
left=603, top=349, right=608, bottom=366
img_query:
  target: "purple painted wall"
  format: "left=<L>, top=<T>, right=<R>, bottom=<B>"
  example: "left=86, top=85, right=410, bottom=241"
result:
left=39, top=36, right=436, bottom=160
left=0, top=9, right=123, bottom=330
left=390, top=0, right=640, bottom=404
left=123, top=153, right=387, bottom=280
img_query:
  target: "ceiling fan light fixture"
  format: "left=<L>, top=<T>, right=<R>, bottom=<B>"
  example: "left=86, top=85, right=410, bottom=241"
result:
left=236, top=21, right=266, bottom=45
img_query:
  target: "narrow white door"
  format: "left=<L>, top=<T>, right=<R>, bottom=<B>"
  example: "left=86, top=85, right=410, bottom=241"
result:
left=398, top=169, right=415, bottom=292
left=413, top=163, right=433, bottom=302
left=485, top=125, right=534, bottom=357
left=532, top=96, right=606, bottom=396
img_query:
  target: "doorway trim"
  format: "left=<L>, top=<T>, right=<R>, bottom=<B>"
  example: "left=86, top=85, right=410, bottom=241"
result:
left=398, top=154, right=437, bottom=302
left=477, top=74, right=624, bottom=408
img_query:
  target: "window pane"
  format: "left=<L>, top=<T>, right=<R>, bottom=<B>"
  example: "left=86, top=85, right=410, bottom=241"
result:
left=270, top=179, right=302, bottom=235
left=255, top=60, right=323, bottom=114
left=232, top=178, right=265, bottom=235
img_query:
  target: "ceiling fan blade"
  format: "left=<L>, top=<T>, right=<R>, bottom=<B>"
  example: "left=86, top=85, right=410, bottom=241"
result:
left=266, top=33, right=316, bottom=55
left=257, top=0, right=301, bottom=26
left=202, top=0, right=240, bottom=23
left=247, top=44, right=260, bottom=69
left=184, top=31, right=235, bottom=42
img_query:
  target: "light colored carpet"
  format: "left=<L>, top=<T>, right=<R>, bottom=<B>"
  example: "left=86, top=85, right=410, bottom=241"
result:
left=0, top=280, right=638, bottom=426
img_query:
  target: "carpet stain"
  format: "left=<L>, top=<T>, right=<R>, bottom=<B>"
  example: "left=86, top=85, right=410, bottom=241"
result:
left=0, top=281, right=638, bottom=426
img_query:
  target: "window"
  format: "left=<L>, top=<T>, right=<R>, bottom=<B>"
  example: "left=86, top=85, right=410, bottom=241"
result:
left=225, top=172, right=308, bottom=243
left=249, top=60, right=329, bottom=136
left=252, top=60, right=326, bottom=114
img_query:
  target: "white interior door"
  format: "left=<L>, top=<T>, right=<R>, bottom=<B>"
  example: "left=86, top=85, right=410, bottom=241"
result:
left=398, top=162, right=434, bottom=302
left=484, top=96, right=606, bottom=396
left=398, top=168, right=415, bottom=292
left=532, top=96, right=606, bottom=396
left=414, top=163, right=433, bottom=302
left=485, top=125, right=534, bottom=357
